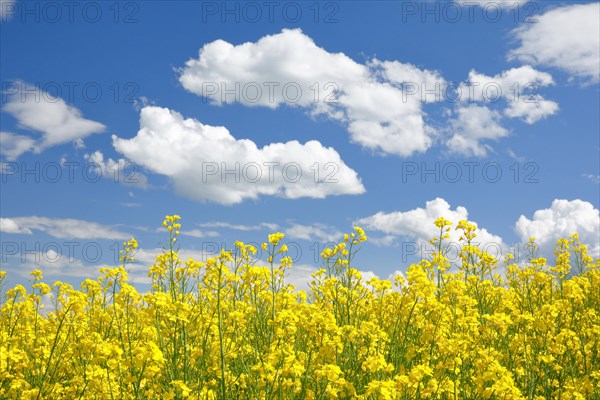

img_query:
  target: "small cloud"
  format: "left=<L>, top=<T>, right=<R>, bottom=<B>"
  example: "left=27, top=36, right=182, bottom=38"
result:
left=0, top=131, right=36, bottom=161
left=3, top=81, right=105, bottom=156
left=74, top=138, right=86, bottom=149
left=133, top=96, right=155, bottom=112
left=515, top=199, right=600, bottom=257
left=181, top=229, right=220, bottom=239
left=121, top=202, right=141, bottom=208
left=84, top=151, right=149, bottom=189
left=0, top=216, right=131, bottom=240
left=285, top=223, right=342, bottom=243
left=507, top=148, right=525, bottom=162
left=446, top=105, right=508, bottom=157
left=198, top=221, right=279, bottom=231
left=0, top=218, right=33, bottom=234
left=582, top=174, right=600, bottom=184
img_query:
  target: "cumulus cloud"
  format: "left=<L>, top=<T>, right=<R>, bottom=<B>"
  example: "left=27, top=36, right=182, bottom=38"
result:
left=112, top=106, right=365, bottom=205
left=179, top=29, right=558, bottom=159
left=2, top=82, right=106, bottom=156
left=445, top=66, right=558, bottom=155
left=463, top=66, right=558, bottom=124
left=355, top=198, right=506, bottom=250
left=178, top=28, right=441, bottom=157
left=0, top=216, right=130, bottom=240
left=515, top=199, right=600, bottom=257
left=446, top=105, right=509, bottom=157
left=509, top=3, right=600, bottom=83
left=369, top=59, right=447, bottom=103
left=84, top=151, right=149, bottom=189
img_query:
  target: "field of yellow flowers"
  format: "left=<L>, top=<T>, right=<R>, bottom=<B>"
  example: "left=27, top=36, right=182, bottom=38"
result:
left=1, top=215, right=599, bottom=399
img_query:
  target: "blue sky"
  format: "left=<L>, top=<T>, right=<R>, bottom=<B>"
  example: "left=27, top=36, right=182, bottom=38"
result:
left=1, top=0, right=599, bottom=290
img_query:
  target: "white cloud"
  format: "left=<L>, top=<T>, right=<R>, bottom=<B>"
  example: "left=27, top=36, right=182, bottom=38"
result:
left=446, top=66, right=558, bottom=155
left=0, top=216, right=130, bottom=240
left=179, top=30, right=560, bottom=158
left=2, top=247, right=212, bottom=285
left=357, top=269, right=407, bottom=291
left=181, top=229, right=220, bottom=239
left=355, top=198, right=506, bottom=249
left=285, top=223, right=342, bottom=243
left=446, top=105, right=509, bottom=157
left=0, top=217, right=33, bottom=234
left=133, top=96, right=154, bottom=111
left=515, top=199, right=600, bottom=257
left=509, top=3, right=600, bottom=83
left=112, top=106, right=365, bottom=205
left=178, top=28, right=439, bottom=157
left=369, top=59, right=446, bottom=103
left=285, top=263, right=319, bottom=293
left=583, top=174, right=600, bottom=184
left=84, top=151, right=149, bottom=189
left=3, top=249, right=92, bottom=280
left=369, top=235, right=398, bottom=247
left=3, top=82, right=106, bottom=154
left=0, top=131, right=36, bottom=161
left=463, top=66, right=558, bottom=124
left=132, top=247, right=213, bottom=269
left=74, top=138, right=86, bottom=149
left=198, top=221, right=279, bottom=231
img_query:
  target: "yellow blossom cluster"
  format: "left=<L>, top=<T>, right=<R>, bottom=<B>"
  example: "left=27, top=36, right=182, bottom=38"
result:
left=1, top=215, right=599, bottom=399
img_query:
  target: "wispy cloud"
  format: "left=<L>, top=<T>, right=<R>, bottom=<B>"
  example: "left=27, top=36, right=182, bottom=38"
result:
left=2, top=81, right=105, bottom=158
left=0, top=216, right=131, bottom=240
